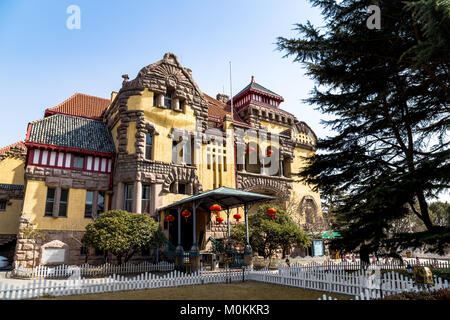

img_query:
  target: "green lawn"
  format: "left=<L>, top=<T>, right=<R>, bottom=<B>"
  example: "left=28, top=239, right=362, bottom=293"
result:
left=37, top=281, right=353, bottom=300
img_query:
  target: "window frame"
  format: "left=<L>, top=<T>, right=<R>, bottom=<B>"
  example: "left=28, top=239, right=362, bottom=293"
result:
left=44, top=187, right=56, bottom=216
left=141, top=184, right=151, bottom=214
left=124, top=184, right=133, bottom=212
left=84, top=190, right=94, bottom=218
left=58, top=188, right=69, bottom=217
left=145, top=133, right=153, bottom=160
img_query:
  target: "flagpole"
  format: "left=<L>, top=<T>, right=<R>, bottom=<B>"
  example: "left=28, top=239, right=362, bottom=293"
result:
left=229, top=61, right=233, bottom=120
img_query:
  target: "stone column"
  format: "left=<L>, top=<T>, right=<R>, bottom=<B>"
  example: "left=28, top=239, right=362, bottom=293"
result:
left=92, top=191, right=99, bottom=218
left=133, top=180, right=142, bottom=213
left=279, top=159, right=284, bottom=177
left=175, top=207, right=184, bottom=268
left=172, top=97, right=180, bottom=111
left=150, top=184, right=162, bottom=217
left=116, top=182, right=124, bottom=210
left=52, top=187, right=61, bottom=217
left=157, top=94, right=164, bottom=107
left=190, top=201, right=200, bottom=271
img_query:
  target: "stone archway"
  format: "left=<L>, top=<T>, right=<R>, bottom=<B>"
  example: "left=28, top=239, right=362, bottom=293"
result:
left=299, top=195, right=318, bottom=224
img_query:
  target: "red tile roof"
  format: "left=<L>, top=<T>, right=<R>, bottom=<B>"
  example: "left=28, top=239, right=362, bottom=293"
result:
left=0, top=141, right=27, bottom=157
left=44, top=93, right=110, bottom=120
left=204, top=93, right=250, bottom=127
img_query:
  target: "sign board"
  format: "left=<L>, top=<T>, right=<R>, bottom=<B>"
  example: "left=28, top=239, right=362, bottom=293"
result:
left=312, top=240, right=324, bottom=256
left=42, top=248, right=66, bottom=264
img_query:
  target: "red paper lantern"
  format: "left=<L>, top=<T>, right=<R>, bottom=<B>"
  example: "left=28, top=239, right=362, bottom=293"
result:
left=216, top=216, right=224, bottom=225
left=181, top=209, right=191, bottom=222
left=233, top=213, right=242, bottom=222
left=267, top=208, right=277, bottom=220
left=210, top=204, right=222, bottom=212
left=266, top=149, right=273, bottom=156
left=246, top=146, right=255, bottom=153
left=165, top=214, right=175, bottom=222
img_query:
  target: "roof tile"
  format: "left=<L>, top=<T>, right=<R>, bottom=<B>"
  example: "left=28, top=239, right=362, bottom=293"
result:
left=28, top=114, right=116, bottom=154
left=45, top=93, right=110, bottom=119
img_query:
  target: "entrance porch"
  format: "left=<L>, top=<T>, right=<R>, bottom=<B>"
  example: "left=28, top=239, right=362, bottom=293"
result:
left=156, top=186, right=276, bottom=271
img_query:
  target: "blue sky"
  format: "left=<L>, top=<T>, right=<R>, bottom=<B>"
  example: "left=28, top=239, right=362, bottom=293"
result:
left=1, top=1, right=447, bottom=202
left=0, top=0, right=326, bottom=146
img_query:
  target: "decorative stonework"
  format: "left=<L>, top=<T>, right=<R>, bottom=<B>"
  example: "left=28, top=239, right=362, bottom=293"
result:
left=39, top=240, right=69, bottom=265
left=0, top=186, right=24, bottom=201
left=299, top=195, right=319, bottom=224
left=237, top=172, right=293, bottom=202
left=161, top=166, right=203, bottom=194
left=25, top=166, right=110, bottom=190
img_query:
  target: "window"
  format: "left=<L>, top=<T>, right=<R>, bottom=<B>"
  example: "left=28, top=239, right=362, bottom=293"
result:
left=97, top=191, right=105, bottom=216
left=142, top=185, right=151, bottom=213
left=145, top=133, right=153, bottom=160
left=0, top=201, right=6, bottom=211
left=153, top=94, right=157, bottom=107
left=59, top=189, right=69, bottom=217
left=95, top=248, right=104, bottom=256
left=80, top=246, right=88, bottom=256
left=178, top=183, right=186, bottom=195
left=32, top=149, right=40, bottom=164
left=73, top=156, right=84, bottom=169
left=164, top=92, right=172, bottom=109
left=172, top=139, right=178, bottom=163
left=124, top=184, right=133, bottom=212
left=85, top=191, right=94, bottom=218
left=45, top=188, right=55, bottom=216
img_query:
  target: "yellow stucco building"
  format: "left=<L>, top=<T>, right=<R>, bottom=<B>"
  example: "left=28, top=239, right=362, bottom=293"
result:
left=0, top=53, right=324, bottom=268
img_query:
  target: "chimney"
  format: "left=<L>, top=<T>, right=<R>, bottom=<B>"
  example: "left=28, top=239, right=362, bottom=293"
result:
left=111, top=91, right=118, bottom=102
left=216, top=94, right=230, bottom=104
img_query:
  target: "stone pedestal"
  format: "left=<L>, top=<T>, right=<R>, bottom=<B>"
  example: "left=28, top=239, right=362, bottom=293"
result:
left=175, top=245, right=184, bottom=269
left=244, top=244, right=253, bottom=269
left=190, top=244, right=200, bottom=271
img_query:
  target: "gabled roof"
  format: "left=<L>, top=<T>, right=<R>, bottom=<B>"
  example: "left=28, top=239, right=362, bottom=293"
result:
left=27, top=114, right=116, bottom=154
left=233, top=79, right=283, bottom=101
left=45, top=93, right=110, bottom=120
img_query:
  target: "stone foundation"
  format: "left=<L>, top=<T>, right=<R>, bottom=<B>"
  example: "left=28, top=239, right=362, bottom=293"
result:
left=13, top=217, right=160, bottom=268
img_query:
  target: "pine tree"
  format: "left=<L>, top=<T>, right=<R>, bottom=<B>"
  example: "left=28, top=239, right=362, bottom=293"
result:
left=277, top=0, right=450, bottom=255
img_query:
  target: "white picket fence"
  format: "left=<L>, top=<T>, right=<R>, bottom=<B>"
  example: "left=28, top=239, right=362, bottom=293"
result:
left=13, top=261, right=174, bottom=279
left=0, top=269, right=247, bottom=300
left=1, top=265, right=448, bottom=300
left=287, top=259, right=450, bottom=271
left=248, top=266, right=449, bottom=300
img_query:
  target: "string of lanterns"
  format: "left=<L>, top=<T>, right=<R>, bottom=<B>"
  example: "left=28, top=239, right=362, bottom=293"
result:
left=181, top=209, right=191, bottom=222
left=165, top=214, right=175, bottom=222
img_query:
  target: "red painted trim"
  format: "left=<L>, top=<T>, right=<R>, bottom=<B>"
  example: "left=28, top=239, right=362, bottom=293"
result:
left=25, top=123, right=31, bottom=142
left=24, top=142, right=115, bottom=157
left=38, top=148, right=43, bottom=165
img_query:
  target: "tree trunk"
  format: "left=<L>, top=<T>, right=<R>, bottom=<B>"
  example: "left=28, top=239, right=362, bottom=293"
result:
left=416, top=190, right=433, bottom=230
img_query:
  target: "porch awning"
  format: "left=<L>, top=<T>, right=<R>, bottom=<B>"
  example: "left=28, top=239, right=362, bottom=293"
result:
left=321, top=231, right=342, bottom=239
left=156, top=186, right=276, bottom=212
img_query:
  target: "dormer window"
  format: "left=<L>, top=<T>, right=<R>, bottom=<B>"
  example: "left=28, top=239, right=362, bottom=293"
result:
left=164, top=91, right=173, bottom=109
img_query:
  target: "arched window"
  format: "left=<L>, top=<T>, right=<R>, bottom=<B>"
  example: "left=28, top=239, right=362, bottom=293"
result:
left=145, top=133, right=153, bottom=160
